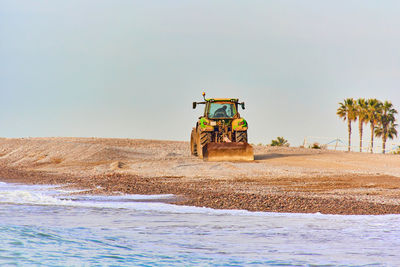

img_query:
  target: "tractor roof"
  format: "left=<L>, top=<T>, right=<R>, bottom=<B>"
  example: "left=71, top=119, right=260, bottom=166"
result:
left=205, top=98, right=239, bottom=102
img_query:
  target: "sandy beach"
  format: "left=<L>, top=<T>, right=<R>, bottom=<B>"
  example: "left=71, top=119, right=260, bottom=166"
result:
left=1, top=137, right=400, bottom=215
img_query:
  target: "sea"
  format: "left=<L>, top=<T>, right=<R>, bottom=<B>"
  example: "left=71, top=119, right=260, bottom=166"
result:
left=0, top=181, right=399, bottom=266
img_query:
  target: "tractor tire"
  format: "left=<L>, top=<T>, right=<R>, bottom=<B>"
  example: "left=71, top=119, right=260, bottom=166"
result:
left=190, top=129, right=198, bottom=156
left=236, top=131, right=248, bottom=143
left=197, top=131, right=212, bottom=158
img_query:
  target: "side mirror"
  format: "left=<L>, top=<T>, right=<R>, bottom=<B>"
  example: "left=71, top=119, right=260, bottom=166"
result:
left=193, top=102, right=197, bottom=109
left=241, top=102, right=245, bottom=109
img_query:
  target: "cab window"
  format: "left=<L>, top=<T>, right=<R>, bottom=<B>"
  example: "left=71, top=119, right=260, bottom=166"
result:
left=208, top=103, right=236, bottom=118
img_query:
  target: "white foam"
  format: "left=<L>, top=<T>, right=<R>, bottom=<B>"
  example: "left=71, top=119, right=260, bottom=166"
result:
left=1, top=182, right=400, bottom=218
left=55, top=188, right=92, bottom=194
left=0, top=183, right=266, bottom=215
left=0, top=190, right=73, bottom=205
left=72, top=194, right=175, bottom=201
left=0, top=187, right=237, bottom=214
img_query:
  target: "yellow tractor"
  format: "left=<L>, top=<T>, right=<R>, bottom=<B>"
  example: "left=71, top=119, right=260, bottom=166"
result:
left=191, top=93, right=254, bottom=161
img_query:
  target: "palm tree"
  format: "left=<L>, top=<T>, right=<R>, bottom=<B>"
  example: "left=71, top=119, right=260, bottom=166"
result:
left=374, top=101, right=398, bottom=154
left=356, top=98, right=368, bottom=152
left=366, top=99, right=382, bottom=153
left=375, top=122, right=398, bottom=154
left=337, top=98, right=357, bottom=152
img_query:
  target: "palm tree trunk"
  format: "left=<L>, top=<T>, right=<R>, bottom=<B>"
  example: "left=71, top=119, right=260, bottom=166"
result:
left=347, top=120, right=352, bottom=152
left=359, top=119, right=363, bottom=152
left=382, top=127, right=388, bottom=154
left=370, top=123, right=374, bottom=153
left=382, top=136, right=387, bottom=154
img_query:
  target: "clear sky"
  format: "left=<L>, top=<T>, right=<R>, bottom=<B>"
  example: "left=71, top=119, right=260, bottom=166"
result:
left=1, top=0, right=400, bottom=146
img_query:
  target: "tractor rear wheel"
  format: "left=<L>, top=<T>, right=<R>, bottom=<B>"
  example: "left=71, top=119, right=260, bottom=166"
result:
left=236, top=131, right=248, bottom=143
left=197, top=131, right=212, bottom=158
left=191, top=130, right=198, bottom=156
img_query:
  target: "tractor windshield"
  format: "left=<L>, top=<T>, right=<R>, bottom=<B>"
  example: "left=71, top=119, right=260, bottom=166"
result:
left=208, top=103, right=237, bottom=118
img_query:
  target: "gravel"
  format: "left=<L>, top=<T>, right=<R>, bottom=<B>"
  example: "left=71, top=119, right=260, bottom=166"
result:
left=1, top=137, right=400, bottom=215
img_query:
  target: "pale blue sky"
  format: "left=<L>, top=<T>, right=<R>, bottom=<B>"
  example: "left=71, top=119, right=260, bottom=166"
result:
left=1, top=0, right=399, bottom=146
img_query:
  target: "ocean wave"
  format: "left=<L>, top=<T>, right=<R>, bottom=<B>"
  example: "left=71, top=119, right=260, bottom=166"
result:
left=1, top=182, right=400, bottom=219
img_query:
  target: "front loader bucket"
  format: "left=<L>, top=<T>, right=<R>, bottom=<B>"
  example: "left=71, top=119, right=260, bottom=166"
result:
left=203, top=142, right=254, bottom=162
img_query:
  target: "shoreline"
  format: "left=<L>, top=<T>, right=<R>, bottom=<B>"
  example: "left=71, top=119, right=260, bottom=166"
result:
left=1, top=166, right=400, bottom=215
left=1, top=137, right=400, bottom=215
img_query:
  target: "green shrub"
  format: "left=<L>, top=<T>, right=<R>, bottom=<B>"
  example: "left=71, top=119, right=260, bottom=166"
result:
left=310, top=142, right=321, bottom=149
left=271, top=137, right=290, bottom=147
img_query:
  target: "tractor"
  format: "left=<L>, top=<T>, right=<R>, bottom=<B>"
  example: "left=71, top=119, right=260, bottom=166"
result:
left=191, top=92, right=254, bottom=161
